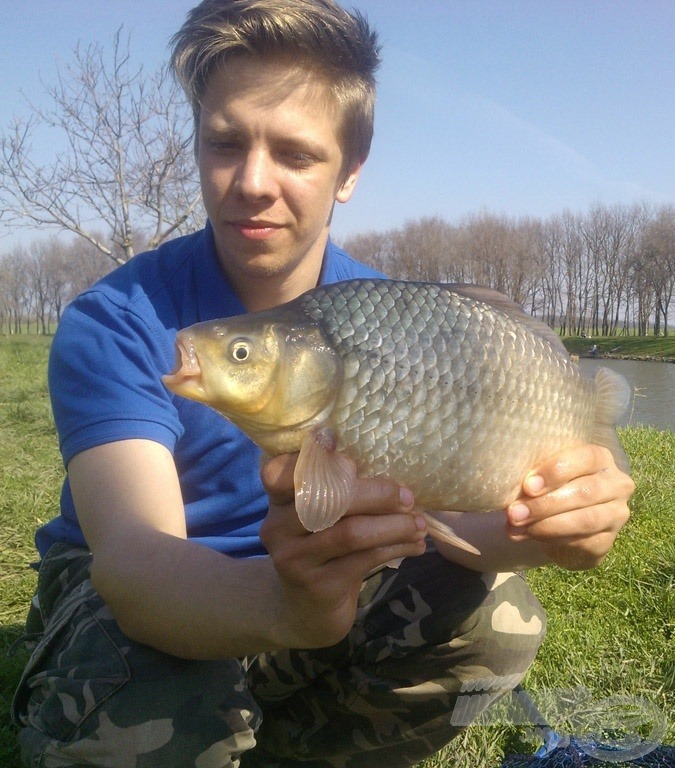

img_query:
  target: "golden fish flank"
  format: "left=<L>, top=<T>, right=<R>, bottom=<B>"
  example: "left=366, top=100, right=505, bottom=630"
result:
left=163, top=279, right=631, bottom=555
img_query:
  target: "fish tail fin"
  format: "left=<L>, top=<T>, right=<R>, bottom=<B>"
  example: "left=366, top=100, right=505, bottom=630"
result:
left=591, top=366, right=631, bottom=473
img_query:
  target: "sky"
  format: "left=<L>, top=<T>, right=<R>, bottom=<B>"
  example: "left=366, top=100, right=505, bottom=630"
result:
left=1, top=0, right=674, bottom=247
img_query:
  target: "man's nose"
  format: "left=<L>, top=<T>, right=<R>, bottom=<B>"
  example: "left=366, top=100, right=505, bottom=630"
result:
left=235, top=149, right=279, bottom=201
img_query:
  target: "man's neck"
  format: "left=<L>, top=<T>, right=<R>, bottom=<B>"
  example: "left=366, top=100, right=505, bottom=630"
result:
left=238, top=264, right=323, bottom=312
left=215, top=234, right=330, bottom=313
left=219, top=249, right=327, bottom=313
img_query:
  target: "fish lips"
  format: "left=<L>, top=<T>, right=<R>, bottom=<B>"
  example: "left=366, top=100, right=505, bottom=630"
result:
left=162, top=335, right=203, bottom=394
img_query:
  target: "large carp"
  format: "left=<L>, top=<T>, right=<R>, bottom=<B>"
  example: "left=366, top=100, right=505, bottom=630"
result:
left=163, top=279, right=630, bottom=554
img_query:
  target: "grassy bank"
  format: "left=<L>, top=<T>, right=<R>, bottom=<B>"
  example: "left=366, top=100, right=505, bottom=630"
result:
left=0, top=335, right=673, bottom=767
left=562, top=334, right=675, bottom=362
left=0, top=336, right=62, bottom=765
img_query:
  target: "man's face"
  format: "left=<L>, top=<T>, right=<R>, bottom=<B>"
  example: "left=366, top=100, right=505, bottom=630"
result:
left=197, top=56, right=362, bottom=307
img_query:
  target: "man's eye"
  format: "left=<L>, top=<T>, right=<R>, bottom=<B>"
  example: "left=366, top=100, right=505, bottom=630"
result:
left=208, top=139, right=241, bottom=154
left=281, top=151, right=317, bottom=169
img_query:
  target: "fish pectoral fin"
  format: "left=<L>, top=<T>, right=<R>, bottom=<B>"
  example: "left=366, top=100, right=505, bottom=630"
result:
left=423, top=511, right=482, bottom=555
left=294, top=430, right=357, bottom=532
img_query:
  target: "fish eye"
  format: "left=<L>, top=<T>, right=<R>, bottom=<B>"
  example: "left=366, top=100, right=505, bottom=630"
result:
left=230, top=339, right=251, bottom=362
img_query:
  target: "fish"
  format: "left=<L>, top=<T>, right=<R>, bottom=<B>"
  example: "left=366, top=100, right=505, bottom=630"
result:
left=163, top=278, right=631, bottom=555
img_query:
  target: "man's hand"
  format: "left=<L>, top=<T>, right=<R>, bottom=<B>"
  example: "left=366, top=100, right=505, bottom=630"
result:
left=260, top=453, right=427, bottom=648
left=506, top=444, right=634, bottom=570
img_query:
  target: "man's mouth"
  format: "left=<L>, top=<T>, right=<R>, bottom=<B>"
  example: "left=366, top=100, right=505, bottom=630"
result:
left=231, top=220, right=283, bottom=241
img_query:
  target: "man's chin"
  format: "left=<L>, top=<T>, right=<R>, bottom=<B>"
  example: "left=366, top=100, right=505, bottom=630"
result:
left=217, top=246, right=293, bottom=281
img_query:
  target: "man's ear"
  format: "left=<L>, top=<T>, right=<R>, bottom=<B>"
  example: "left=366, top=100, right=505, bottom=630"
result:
left=335, top=162, right=364, bottom=203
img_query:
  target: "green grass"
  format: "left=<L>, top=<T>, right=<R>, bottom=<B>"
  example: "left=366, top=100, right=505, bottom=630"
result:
left=562, top=334, right=675, bottom=361
left=0, top=335, right=673, bottom=767
left=416, top=425, right=675, bottom=767
left=0, top=336, right=63, bottom=764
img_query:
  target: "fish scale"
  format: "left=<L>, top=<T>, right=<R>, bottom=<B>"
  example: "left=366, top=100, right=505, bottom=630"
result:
left=295, top=280, right=598, bottom=511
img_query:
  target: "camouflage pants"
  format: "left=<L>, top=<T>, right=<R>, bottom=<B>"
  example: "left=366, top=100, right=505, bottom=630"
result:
left=13, top=543, right=546, bottom=768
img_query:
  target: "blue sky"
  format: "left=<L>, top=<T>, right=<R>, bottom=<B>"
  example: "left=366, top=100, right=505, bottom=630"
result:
left=1, top=0, right=674, bottom=246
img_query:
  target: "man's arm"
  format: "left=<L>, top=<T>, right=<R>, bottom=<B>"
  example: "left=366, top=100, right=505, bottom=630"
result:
left=70, top=439, right=426, bottom=659
left=433, top=444, right=634, bottom=572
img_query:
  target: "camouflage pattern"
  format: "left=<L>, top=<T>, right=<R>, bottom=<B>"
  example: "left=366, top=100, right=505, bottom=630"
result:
left=13, top=543, right=546, bottom=767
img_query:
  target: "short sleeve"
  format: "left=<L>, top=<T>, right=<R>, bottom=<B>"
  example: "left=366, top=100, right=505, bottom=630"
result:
left=49, top=290, right=183, bottom=466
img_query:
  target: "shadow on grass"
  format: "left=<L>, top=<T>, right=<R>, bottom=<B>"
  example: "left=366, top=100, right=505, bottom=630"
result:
left=0, top=624, right=29, bottom=768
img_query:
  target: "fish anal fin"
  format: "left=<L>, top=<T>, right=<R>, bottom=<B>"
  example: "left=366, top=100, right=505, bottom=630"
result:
left=294, top=429, right=357, bottom=532
left=423, top=511, right=482, bottom=555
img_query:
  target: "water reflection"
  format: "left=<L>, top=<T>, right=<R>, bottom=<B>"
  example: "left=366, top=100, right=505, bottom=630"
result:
left=578, top=358, right=675, bottom=432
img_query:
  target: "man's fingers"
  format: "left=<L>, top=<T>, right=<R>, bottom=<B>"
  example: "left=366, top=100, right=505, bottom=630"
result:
left=509, top=444, right=634, bottom=529
left=261, top=452, right=416, bottom=518
left=520, top=444, right=618, bottom=498
left=509, top=473, right=608, bottom=527
left=344, top=477, right=415, bottom=516
left=260, top=453, right=297, bottom=505
left=507, top=502, right=623, bottom=540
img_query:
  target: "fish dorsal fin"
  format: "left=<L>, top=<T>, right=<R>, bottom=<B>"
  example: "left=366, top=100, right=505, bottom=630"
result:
left=445, top=283, right=568, bottom=355
left=294, top=429, right=357, bottom=532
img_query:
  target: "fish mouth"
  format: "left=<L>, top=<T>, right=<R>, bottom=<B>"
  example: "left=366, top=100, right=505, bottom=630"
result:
left=162, top=336, right=203, bottom=394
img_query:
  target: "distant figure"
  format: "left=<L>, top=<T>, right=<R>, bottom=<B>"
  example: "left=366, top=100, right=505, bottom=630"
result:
left=590, top=344, right=600, bottom=358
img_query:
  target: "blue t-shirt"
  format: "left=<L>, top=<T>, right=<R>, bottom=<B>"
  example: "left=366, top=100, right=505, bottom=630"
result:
left=38, top=223, right=384, bottom=560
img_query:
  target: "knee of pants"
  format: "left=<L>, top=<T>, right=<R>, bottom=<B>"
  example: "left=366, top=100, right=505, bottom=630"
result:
left=370, top=559, right=546, bottom=685
left=358, top=554, right=546, bottom=676
left=447, top=570, right=547, bottom=687
left=13, top=576, right=263, bottom=768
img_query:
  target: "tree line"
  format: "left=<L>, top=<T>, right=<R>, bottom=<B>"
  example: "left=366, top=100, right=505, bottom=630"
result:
left=0, top=237, right=113, bottom=335
left=2, top=200, right=673, bottom=337
left=341, top=202, right=675, bottom=337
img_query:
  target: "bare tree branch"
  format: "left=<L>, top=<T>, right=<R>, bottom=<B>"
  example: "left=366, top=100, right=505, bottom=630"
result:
left=0, top=27, right=202, bottom=264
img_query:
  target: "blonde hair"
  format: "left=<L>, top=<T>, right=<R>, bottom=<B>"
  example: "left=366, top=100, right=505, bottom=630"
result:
left=170, top=0, right=380, bottom=173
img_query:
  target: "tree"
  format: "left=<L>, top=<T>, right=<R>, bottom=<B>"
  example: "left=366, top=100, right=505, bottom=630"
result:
left=26, top=237, right=108, bottom=332
left=638, top=205, right=675, bottom=336
left=26, top=241, right=54, bottom=334
left=340, top=230, right=394, bottom=275
left=389, top=217, right=458, bottom=281
left=0, top=28, right=203, bottom=265
left=579, top=203, right=642, bottom=336
left=0, top=248, right=31, bottom=334
left=457, top=212, right=544, bottom=308
left=65, top=238, right=116, bottom=299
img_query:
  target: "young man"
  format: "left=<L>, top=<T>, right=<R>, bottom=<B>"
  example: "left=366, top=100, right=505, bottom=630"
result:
left=13, top=1, right=633, bottom=766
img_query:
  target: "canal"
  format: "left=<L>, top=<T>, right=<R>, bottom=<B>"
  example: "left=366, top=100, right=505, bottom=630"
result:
left=578, top=358, right=675, bottom=432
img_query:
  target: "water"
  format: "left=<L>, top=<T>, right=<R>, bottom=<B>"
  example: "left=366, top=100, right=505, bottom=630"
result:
left=578, top=358, right=675, bottom=432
